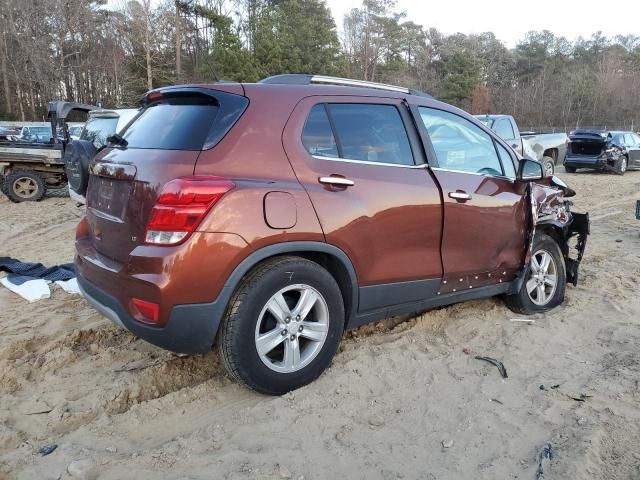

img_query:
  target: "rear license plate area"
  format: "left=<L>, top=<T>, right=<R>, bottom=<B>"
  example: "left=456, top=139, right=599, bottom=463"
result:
left=91, top=178, right=131, bottom=221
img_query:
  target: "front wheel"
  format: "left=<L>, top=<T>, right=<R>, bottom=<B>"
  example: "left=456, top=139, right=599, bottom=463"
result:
left=218, top=256, right=344, bottom=395
left=505, top=233, right=566, bottom=314
left=564, top=165, right=576, bottom=173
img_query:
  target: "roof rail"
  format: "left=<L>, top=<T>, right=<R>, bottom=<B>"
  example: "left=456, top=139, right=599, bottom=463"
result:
left=258, top=74, right=431, bottom=98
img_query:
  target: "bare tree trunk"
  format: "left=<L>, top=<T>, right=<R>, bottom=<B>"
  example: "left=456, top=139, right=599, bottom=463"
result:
left=1, top=31, right=11, bottom=114
left=28, top=87, right=36, bottom=119
left=15, top=80, right=25, bottom=121
left=113, top=51, right=120, bottom=105
left=143, top=0, right=153, bottom=90
left=175, top=0, right=181, bottom=82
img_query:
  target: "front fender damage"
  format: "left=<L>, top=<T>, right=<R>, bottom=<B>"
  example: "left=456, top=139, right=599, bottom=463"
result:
left=529, top=179, right=589, bottom=286
left=511, top=178, right=589, bottom=293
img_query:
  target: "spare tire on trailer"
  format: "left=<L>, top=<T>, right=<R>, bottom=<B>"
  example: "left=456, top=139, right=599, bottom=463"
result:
left=64, top=139, right=96, bottom=197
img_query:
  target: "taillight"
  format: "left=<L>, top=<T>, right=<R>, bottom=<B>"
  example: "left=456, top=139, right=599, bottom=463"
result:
left=76, top=216, right=90, bottom=240
left=145, top=176, right=234, bottom=245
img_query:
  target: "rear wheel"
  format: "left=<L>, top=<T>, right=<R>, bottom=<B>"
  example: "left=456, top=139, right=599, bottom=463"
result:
left=542, top=156, right=555, bottom=176
left=218, top=256, right=344, bottom=395
left=564, top=165, right=576, bottom=173
left=615, top=155, right=627, bottom=175
left=505, top=233, right=566, bottom=314
left=5, top=170, right=46, bottom=202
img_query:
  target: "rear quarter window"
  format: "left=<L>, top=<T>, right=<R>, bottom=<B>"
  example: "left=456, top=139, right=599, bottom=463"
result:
left=122, top=98, right=219, bottom=150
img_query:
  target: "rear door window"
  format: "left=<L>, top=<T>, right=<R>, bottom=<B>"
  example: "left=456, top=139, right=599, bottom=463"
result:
left=327, top=104, right=414, bottom=166
left=419, top=107, right=504, bottom=176
left=624, top=133, right=635, bottom=147
left=122, top=98, right=219, bottom=150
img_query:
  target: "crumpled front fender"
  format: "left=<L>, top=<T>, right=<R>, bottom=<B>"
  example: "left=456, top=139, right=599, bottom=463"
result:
left=527, top=181, right=589, bottom=286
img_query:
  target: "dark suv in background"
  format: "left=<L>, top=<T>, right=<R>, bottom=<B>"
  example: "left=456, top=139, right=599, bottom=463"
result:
left=75, top=75, right=589, bottom=394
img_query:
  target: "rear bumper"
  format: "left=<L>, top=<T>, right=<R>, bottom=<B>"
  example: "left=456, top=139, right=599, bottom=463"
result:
left=77, top=275, right=226, bottom=354
left=74, top=226, right=250, bottom=354
left=564, top=155, right=607, bottom=169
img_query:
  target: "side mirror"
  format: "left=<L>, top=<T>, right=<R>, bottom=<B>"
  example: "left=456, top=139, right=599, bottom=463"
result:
left=518, top=158, right=544, bottom=181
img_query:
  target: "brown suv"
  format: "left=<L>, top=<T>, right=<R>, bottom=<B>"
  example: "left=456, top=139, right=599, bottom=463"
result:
left=75, top=75, right=589, bottom=394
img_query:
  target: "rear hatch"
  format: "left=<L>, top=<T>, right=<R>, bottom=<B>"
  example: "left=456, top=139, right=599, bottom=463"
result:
left=85, top=86, right=248, bottom=263
left=568, top=130, right=608, bottom=156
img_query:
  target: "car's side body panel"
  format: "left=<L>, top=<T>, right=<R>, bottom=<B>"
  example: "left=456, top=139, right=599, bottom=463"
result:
left=282, top=95, right=444, bottom=290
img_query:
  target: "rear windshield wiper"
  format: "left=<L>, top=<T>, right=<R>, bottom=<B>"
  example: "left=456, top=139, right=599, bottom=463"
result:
left=106, top=133, right=128, bottom=149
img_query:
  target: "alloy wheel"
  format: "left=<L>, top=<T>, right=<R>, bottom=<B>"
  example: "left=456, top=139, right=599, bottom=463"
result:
left=254, top=284, right=330, bottom=373
left=526, top=249, right=558, bottom=306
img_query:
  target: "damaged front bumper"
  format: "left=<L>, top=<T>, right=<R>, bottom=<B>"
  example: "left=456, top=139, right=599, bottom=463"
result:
left=530, top=180, right=590, bottom=286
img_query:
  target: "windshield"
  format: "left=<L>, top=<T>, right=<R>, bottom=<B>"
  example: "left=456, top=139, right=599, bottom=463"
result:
left=477, top=117, right=494, bottom=128
left=81, top=116, right=119, bottom=149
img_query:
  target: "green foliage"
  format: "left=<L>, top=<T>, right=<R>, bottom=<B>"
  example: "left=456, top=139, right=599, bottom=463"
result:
left=438, top=49, right=481, bottom=106
left=252, top=0, right=343, bottom=77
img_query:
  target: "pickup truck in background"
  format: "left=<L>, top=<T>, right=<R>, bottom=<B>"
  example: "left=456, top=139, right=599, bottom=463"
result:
left=0, top=102, right=96, bottom=202
left=476, top=114, right=568, bottom=176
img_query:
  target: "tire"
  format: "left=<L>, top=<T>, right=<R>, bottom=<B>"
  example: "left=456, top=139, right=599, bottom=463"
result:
left=564, top=165, right=576, bottom=173
left=5, top=170, right=46, bottom=202
left=218, top=256, right=345, bottom=395
left=46, top=184, right=70, bottom=198
left=542, top=156, right=555, bottom=176
left=64, top=139, right=96, bottom=196
left=505, top=233, right=566, bottom=315
left=615, top=155, right=627, bottom=175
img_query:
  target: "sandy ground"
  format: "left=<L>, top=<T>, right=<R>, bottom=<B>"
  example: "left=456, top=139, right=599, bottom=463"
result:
left=0, top=170, right=639, bottom=480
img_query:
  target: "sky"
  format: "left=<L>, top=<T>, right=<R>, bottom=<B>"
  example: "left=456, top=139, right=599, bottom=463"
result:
left=325, top=0, right=640, bottom=47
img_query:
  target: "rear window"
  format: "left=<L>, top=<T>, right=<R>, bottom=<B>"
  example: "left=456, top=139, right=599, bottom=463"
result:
left=494, top=119, right=515, bottom=140
left=122, top=98, right=219, bottom=150
left=81, top=117, right=119, bottom=149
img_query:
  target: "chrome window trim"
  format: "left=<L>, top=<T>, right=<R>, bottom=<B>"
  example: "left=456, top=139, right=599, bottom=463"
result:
left=430, top=166, right=516, bottom=183
left=311, top=154, right=426, bottom=169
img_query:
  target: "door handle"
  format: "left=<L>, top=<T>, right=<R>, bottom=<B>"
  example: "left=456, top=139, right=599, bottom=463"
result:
left=319, top=176, right=355, bottom=187
left=448, top=191, right=472, bottom=201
